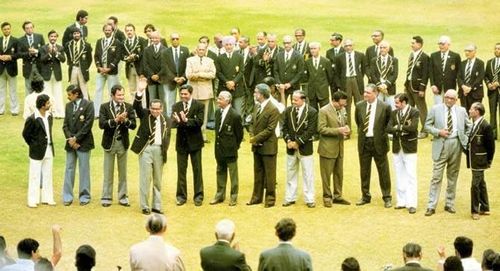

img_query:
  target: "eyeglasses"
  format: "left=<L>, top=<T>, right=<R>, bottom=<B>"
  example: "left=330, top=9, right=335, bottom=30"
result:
left=371, top=35, right=381, bottom=37
left=283, top=42, right=291, bottom=44
left=438, top=42, right=446, bottom=45
left=295, top=34, right=303, bottom=37
left=171, top=38, right=179, bottom=40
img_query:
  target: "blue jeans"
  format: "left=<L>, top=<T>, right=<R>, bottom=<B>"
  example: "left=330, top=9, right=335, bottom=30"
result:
left=94, top=74, right=120, bottom=116
left=63, top=149, right=91, bottom=204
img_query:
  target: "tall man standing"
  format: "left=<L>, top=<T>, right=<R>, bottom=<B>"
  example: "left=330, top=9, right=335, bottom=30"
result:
left=467, top=102, right=495, bottom=220
left=274, top=35, right=304, bottom=105
left=62, top=85, right=94, bottom=206
left=317, top=91, right=351, bottom=207
left=355, top=84, right=392, bottom=208
left=130, top=84, right=170, bottom=215
left=122, top=23, right=147, bottom=99
left=387, top=93, right=420, bottom=214
left=405, top=36, right=429, bottom=139
left=210, top=91, right=243, bottom=206
left=334, top=39, right=367, bottom=128
left=140, top=31, right=167, bottom=107
left=0, top=22, right=19, bottom=116
left=247, top=83, right=280, bottom=208
left=368, top=40, right=398, bottom=109
left=22, top=94, right=56, bottom=207
left=304, top=42, right=334, bottom=110
left=172, top=84, right=205, bottom=206
left=365, top=30, right=394, bottom=70
left=429, top=36, right=461, bottom=104
left=39, top=30, right=66, bottom=119
left=457, top=44, right=484, bottom=111
left=99, top=85, right=136, bottom=207
left=424, top=89, right=471, bottom=216
left=62, top=10, right=88, bottom=46
left=18, top=21, right=45, bottom=95
left=161, top=32, right=189, bottom=117
left=93, top=24, right=123, bottom=117
left=484, top=43, right=500, bottom=139
left=64, top=26, right=92, bottom=100
left=282, top=90, right=317, bottom=208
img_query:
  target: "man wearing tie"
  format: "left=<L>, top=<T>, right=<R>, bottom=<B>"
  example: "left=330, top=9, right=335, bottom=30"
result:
left=253, top=33, right=282, bottom=85
left=387, top=93, right=420, bottom=214
left=325, top=33, right=344, bottom=65
left=172, top=84, right=205, bottom=206
left=140, top=31, right=167, bottom=107
left=317, top=91, right=351, bottom=207
left=404, top=36, right=430, bottom=139
left=64, top=26, right=93, bottom=100
left=186, top=43, right=216, bottom=143
left=161, top=32, right=189, bottom=117
left=274, top=35, right=304, bottom=105
left=466, top=102, right=495, bottom=220
left=424, top=89, right=471, bottom=216
left=282, top=90, right=318, bottom=208
left=458, top=44, right=485, bottom=111
left=93, top=24, right=123, bottom=118
left=39, top=30, right=66, bottom=119
left=215, top=36, right=245, bottom=116
left=303, top=42, right=334, bottom=111
left=62, top=10, right=88, bottom=46
left=18, top=21, right=45, bottom=95
left=355, top=84, right=392, bottom=208
left=62, top=85, right=95, bottom=206
left=248, top=84, right=280, bottom=208
left=368, top=40, right=398, bottom=109
left=130, top=84, right=170, bottom=215
left=122, top=24, right=147, bottom=100
left=98, top=85, right=136, bottom=208
left=210, top=91, right=243, bottom=206
left=334, top=39, right=367, bottom=128
left=0, top=22, right=20, bottom=116
left=429, top=36, right=462, bottom=105
left=484, top=43, right=500, bottom=139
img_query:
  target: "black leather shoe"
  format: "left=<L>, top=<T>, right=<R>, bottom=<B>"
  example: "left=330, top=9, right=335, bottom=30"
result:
left=228, top=200, right=237, bottom=206
left=176, top=200, right=186, bottom=206
left=306, top=202, right=316, bottom=208
left=246, top=201, right=261, bottom=206
left=194, top=201, right=203, bottom=207
left=282, top=201, right=295, bottom=207
left=151, top=208, right=163, bottom=214
left=80, top=201, right=90, bottom=206
left=63, top=201, right=72, bottom=206
left=101, top=203, right=111, bottom=207
left=425, top=208, right=435, bottom=216
left=209, top=199, right=223, bottom=205
left=264, top=203, right=275, bottom=208
left=444, top=206, right=456, bottom=214
left=332, top=198, right=351, bottom=205
left=394, top=206, right=406, bottom=210
left=119, top=202, right=130, bottom=207
left=384, top=200, right=392, bottom=208
left=408, top=207, right=416, bottom=214
left=356, top=199, right=371, bottom=206
left=142, top=209, right=151, bottom=215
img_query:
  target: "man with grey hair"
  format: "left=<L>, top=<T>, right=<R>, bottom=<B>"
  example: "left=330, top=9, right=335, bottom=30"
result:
left=457, top=44, right=485, bottom=111
left=424, top=89, right=471, bottom=216
left=210, top=91, right=243, bottom=206
left=130, top=214, right=185, bottom=271
left=282, top=90, right=318, bottom=208
left=215, top=36, right=245, bottom=116
left=368, top=40, right=398, bottom=109
left=199, top=219, right=251, bottom=271
left=140, top=31, right=167, bottom=108
left=429, top=36, right=462, bottom=105
left=304, top=41, right=334, bottom=110
left=248, top=83, right=280, bottom=208
left=274, top=35, right=304, bottom=105
left=392, top=243, right=433, bottom=271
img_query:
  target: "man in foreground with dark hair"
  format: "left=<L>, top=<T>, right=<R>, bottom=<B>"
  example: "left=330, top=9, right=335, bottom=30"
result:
left=1, top=238, right=40, bottom=270
left=341, top=257, right=360, bottom=271
left=129, top=214, right=185, bottom=271
left=75, top=244, right=95, bottom=271
left=62, top=10, right=89, bottom=46
left=257, top=218, right=312, bottom=271
left=392, top=242, right=432, bottom=271
left=437, top=236, right=481, bottom=271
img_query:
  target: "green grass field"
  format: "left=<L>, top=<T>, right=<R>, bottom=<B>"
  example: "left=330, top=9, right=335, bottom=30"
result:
left=1, top=1, right=499, bottom=270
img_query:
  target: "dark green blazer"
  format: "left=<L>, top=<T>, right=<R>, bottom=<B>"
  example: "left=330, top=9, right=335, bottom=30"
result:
left=200, top=241, right=251, bottom=271
left=258, top=243, right=312, bottom=271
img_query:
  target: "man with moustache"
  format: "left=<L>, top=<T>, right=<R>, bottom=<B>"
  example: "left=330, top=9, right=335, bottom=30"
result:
left=93, top=24, right=123, bottom=117
left=99, top=85, right=136, bottom=208
left=64, top=26, right=92, bottom=100
left=39, top=30, right=66, bottom=118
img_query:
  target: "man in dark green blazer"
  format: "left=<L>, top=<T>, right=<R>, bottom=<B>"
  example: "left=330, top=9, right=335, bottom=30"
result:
left=274, top=35, right=304, bottom=105
left=200, top=219, right=251, bottom=271
left=258, top=218, right=312, bottom=271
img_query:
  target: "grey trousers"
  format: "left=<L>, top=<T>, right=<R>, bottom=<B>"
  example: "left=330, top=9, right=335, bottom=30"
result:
left=139, top=145, right=163, bottom=211
left=101, top=140, right=129, bottom=205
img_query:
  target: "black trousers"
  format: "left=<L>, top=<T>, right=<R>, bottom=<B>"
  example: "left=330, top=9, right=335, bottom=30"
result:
left=358, top=138, right=392, bottom=202
left=176, top=149, right=204, bottom=203
left=471, top=170, right=489, bottom=213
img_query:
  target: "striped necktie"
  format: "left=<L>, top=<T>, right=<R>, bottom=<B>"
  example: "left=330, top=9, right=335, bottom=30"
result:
left=407, top=53, right=414, bottom=80
left=363, top=104, right=372, bottom=133
left=465, top=60, right=472, bottom=84
left=441, top=52, right=446, bottom=72
left=447, top=106, right=453, bottom=131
